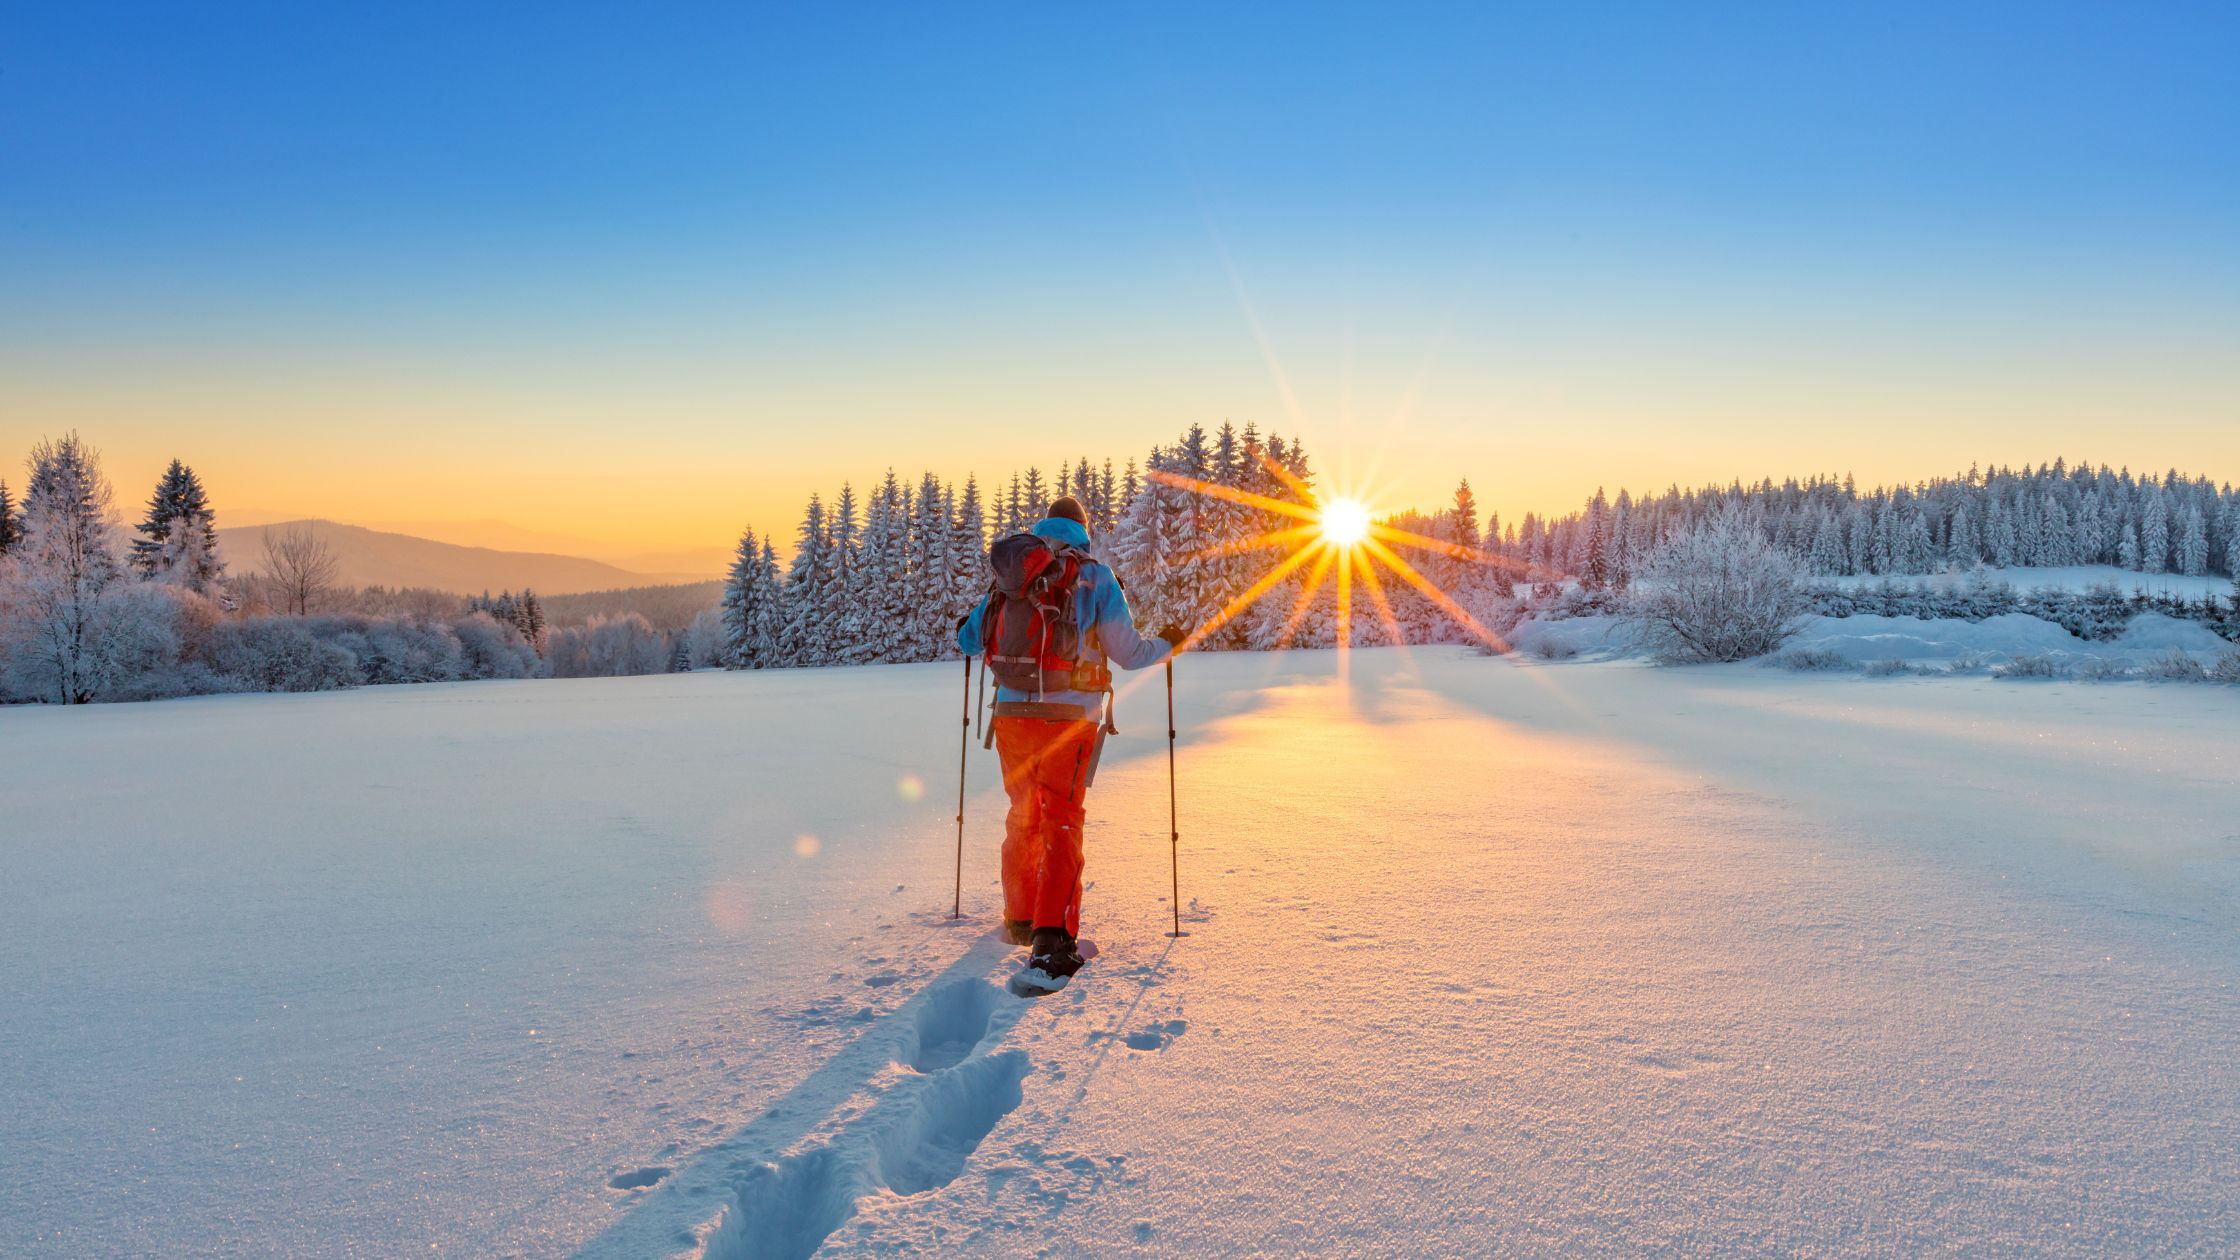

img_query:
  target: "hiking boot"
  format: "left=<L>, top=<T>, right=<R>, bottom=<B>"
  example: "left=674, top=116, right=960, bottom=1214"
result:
left=1025, top=928, right=1085, bottom=980
left=1002, top=918, right=1035, bottom=947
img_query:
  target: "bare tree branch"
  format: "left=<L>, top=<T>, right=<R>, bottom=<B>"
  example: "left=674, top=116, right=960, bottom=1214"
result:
left=259, top=524, right=338, bottom=616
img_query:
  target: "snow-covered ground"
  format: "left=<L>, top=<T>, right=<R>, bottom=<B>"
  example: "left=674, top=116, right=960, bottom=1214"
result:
left=4, top=650, right=2236, bottom=1257
left=1824, top=563, right=2234, bottom=598
left=1509, top=564, right=2240, bottom=670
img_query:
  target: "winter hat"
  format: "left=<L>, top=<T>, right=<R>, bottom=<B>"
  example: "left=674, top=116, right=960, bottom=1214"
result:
left=1047, top=496, right=1089, bottom=528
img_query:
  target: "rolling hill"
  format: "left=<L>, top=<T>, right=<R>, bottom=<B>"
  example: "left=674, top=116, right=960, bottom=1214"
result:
left=214, top=520, right=710, bottom=596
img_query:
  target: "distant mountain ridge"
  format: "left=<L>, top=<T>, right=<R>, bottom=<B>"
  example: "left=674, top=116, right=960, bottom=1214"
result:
left=222, top=512, right=732, bottom=577
left=215, top=520, right=711, bottom=596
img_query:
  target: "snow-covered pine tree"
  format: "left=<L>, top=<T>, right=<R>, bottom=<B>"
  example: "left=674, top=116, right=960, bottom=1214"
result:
left=1111, top=445, right=1187, bottom=628
left=753, top=541, right=785, bottom=663
left=722, top=527, right=766, bottom=667
left=517, top=590, right=546, bottom=655
left=781, top=495, right=831, bottom=667
left=1607, top=491, right=1635, bottom=591
left=1943, top=503, right=1975, bottom=568
left=906, top=471, right=949, bottom=660
left=1195, top=422, right=1254, bottom=646
left=948, top=477, right=987, bottom=634
left=2140, top=491, right=2169, bottom=573
left=129, top=458, right=225, bottom=591
left=6, top=433, right=124, bottom=703
left=2178, top=504, right=2209, bottom=577
left=827, top=482, right=862, bottom=661
left=0, top=479, right=20, bottom=556
left=1898, top=508, right=1934, bottom=573
left=883, top=474, right=919, bottom=661
left=1582, top=489, right=1610, bottom=588
left=1808, top=510, right=1847, bottom=575
left=848, top=472, right=904, bottom=663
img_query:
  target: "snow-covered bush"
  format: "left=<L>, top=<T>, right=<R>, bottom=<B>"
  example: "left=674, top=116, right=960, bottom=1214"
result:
left=312, top=616, right=469, bottom=684
left=201, top=617, right=360, bottom=692
left=1863, top=658, right=1921, bottom=677
left=2072, top=656, right=2132, bottom=682
left=1769, top=646, right=1850, bottom=671
left=85, top=583, right=218, bottom=701
left=2211, top=652, right=2240, bottom=684
left=547, top=612, right=666, bottom=678
left=2137, top=648, right=2207, bottom=682
left=453, top=612, right=543, bottom=680
left=1993, top=653, right=2069, bottom=680
left=1946, top=651, right=1990, bottom=675
left=1627, top=510, right=1812, bottom=662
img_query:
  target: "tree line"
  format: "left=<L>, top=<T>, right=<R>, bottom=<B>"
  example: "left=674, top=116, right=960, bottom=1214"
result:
left=1511, top=460, right=2240, bottom=590
left=717, top=422, right=1514, bottom=667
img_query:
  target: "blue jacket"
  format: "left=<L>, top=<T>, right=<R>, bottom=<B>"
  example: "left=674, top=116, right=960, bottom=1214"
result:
left=957, top=516, right=1170, bottom=716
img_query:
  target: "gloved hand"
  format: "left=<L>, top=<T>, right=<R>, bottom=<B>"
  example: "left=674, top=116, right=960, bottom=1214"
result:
left=1157, top=625, right=1188, bottom=650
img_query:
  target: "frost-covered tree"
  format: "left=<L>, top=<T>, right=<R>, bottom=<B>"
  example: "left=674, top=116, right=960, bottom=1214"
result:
left=684, top=606, right=728, bottom=669
left=720, top=526, right=763, bottom=667
left=2, top=433, right=123, bottom=703
left=849, top=472, right=905, bottom=663
left=828, top=482, right=861, bottom=659
left=906, top=471, right=953, bottom=660
left=948, top=478, right=987, bottom=634
left=0, top=479, right=19, bottom=556
left=1582, top=489, right=1610, bottom=589
left=781, top=495, right=833, bottom=667
left=548, top=612, right=666, bottom=677
left=1626, top=508, right=1811, bottom=662
left=130, top=459, right=224, bottom=591
left=2178, top=505, right=2209, bottom=577
left=2140, top=493, right=2169, bottom=574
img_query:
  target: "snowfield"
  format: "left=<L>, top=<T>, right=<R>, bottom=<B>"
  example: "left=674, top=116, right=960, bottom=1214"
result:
left=4, top=649, right=2236, bottom=1257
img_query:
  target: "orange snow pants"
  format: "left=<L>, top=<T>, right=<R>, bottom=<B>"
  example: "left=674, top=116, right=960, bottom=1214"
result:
left=990, top=715, right=1102, bottom=936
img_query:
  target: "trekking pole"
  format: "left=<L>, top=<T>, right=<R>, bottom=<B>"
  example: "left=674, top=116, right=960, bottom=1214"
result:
left=1166, top=658, right=1185, bottom=938
left=954, top=654, right=971, bottom=920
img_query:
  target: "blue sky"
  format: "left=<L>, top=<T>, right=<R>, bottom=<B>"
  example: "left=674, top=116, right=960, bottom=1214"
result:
left=4, top=3, right=2235, bottom=544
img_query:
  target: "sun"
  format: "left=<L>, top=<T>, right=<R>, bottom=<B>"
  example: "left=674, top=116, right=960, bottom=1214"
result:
left=1138, top=452, right=1521, bottom=659
left=1318, top=497, right=1371, bottom=548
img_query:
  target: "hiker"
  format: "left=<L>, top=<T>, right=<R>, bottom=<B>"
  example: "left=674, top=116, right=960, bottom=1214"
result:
left=957, top=496, right=1183, bottom=989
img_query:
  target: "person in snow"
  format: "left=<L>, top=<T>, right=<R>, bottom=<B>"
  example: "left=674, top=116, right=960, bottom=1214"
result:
left=957, top=496, right=1183, bottom=988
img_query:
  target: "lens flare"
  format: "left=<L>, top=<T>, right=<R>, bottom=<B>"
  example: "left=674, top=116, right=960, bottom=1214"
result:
left=1319, top=498, right=1371, bottom=547
left=1139, top=449, right=1525, bottom=660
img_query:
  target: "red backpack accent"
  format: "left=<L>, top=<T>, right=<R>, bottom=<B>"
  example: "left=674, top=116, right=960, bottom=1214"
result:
left=982, top=533, right=1112, bottom=696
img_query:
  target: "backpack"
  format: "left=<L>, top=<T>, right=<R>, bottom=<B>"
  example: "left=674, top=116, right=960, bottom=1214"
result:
left=981, top=532, right=1112, bottom=696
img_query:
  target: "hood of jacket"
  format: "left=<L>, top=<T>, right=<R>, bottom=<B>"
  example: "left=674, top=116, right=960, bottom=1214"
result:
left=1030, top=516, right=1093, bottom=551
